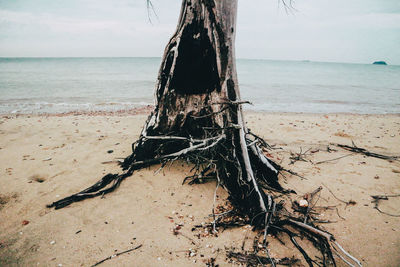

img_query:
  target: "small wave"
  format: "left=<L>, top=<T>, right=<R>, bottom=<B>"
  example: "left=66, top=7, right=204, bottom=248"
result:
left=311, top=100, right=371, bottom=105
left=0, top=101, right=153, bottom=115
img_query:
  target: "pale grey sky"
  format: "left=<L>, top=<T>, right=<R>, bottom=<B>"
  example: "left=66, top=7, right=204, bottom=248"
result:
left=0, top=0, right=399, bottom=64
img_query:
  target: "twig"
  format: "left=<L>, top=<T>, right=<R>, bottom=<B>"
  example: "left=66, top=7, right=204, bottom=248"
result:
left=280, top=167, right=306, bottom=180
left=190, top=106, right=229, bottom=119
left=212, top=176, right=221, bottom=234
left=91, top=244, right=142, bottom=267
left=247, top=131, right=275, bottom=150
left=332, top=241, right=362, bottom=267
left=335, top=143, right=398, bottom=161
left=315, top=153, right=354, bottom=165
left=177, top=232, right=198, bottom=245
left=227, top=250, right=299, bottom=266
left=211, top=100, right=252, bottom=106
left=289, top=147, right=311, bottom=165
left=371, top=194, right=400, bottom=217
left=287, top=220, right=362, bottom=267
left=322, top=183, right=356, bottom=207
left=101, top=160, right=119, bottom=164
left=241, top=228, right=250, bottom=251
left=146, top=0, right=158, bottom=24
left=303, top=186, right=323, bottom=223
left=335, top=207, right=346, bottom=220
left=288, top=219, right=332, bottom=241
left=333, top=250, right=357, bottom=267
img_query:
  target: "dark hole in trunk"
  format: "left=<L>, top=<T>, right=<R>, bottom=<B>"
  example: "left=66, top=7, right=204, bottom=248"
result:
left=170, top=21, right=220, bottom=94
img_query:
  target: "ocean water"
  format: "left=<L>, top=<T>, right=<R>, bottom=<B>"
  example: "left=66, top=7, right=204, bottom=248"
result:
left=0, top=57, right=399, bottom=114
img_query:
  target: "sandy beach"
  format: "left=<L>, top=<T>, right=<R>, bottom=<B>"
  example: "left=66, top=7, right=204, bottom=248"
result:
left=0, top=111, right=399, bottom=266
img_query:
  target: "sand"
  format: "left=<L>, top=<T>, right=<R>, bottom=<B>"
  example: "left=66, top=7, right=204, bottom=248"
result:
left=0, top=111, right=399, bottom=266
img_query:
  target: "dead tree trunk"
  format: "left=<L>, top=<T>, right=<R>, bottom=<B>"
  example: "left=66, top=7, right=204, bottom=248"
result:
left=47, top=1, right=362, bottom=266
left=120, top=0, right=283, bottom=221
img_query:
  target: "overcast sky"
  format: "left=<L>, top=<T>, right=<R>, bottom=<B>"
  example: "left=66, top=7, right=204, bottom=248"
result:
left=0, top=0, right=399, bottom=64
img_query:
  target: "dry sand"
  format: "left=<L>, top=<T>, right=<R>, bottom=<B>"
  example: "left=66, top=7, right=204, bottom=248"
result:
left=0, top=111, right=399, bottom=266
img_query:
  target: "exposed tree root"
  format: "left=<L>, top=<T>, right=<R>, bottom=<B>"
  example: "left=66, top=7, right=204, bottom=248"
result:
left=46, top=122, right=362, bottom=266
left=47, top=135, right=225, bottom=209
left=47, top=125, right=362, bottom=266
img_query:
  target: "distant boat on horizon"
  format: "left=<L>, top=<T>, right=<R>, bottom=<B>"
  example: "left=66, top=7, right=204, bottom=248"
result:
left=373, top=61, right=387, bottom=65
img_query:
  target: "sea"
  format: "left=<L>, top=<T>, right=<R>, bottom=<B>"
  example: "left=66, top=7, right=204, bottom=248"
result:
left=0, top=57, right=399, bottom=114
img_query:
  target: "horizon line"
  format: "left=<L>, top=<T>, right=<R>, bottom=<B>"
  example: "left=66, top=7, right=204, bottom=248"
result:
left=0, top=56, right=396, bottom=66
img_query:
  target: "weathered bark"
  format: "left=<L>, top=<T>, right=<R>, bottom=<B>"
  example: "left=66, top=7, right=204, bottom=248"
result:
left=142, top=0, right=238, bottom=136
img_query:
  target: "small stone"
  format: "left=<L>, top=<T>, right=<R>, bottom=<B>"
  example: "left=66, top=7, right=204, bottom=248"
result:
left=107, top=150, right=114, bottom=154
left=190, top=252, right=196, bottom=257
left=299, top=199, right=308, bottom=207
left=157, top=257, right=161, bottom=261
left=50, top=241, right=56, bottom=245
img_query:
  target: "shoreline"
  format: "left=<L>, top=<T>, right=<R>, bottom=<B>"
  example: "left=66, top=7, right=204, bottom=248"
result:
left=1, top=106, right=399, bottom=118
